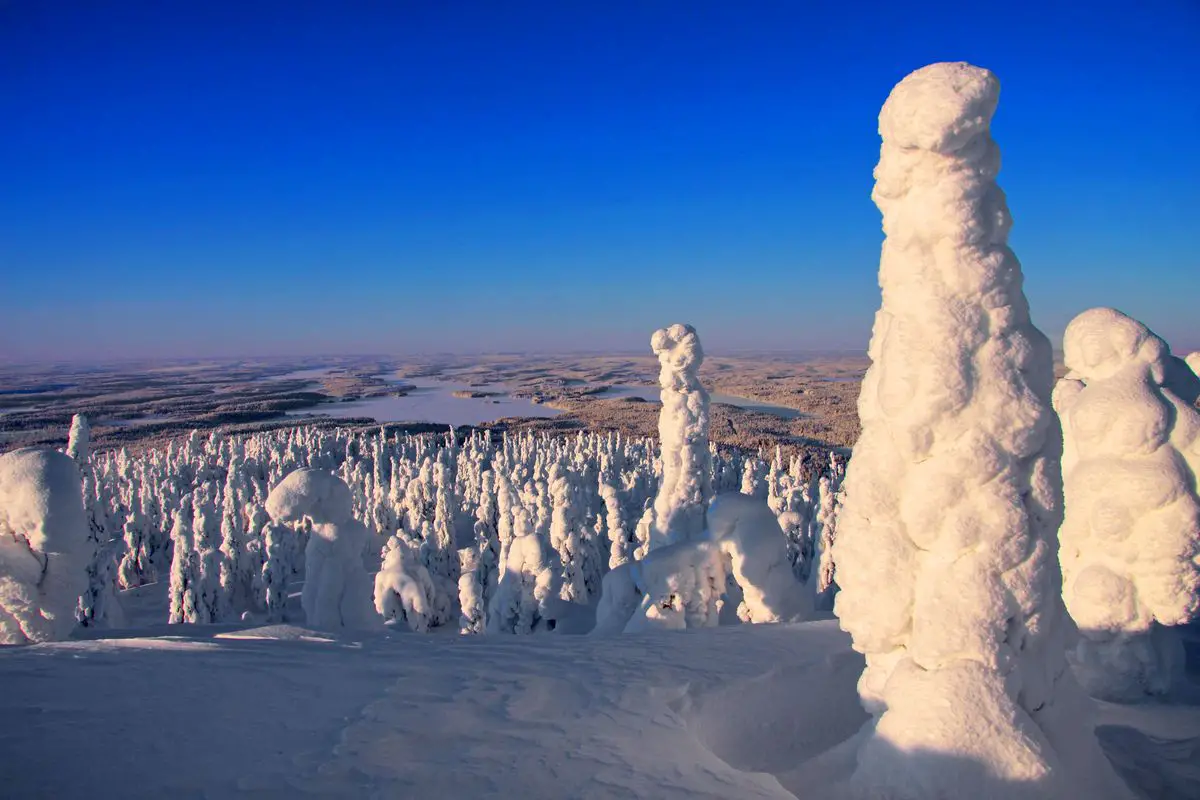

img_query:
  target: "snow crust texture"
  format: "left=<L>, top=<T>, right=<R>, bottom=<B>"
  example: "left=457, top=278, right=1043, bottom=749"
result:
left=0, top=448, right=91, bottom=644
left=832, top=62, right=1128, bottom=798
left=1053, top=307, right=1200, bottom=701
left=649, top=323, right=712, bottom=550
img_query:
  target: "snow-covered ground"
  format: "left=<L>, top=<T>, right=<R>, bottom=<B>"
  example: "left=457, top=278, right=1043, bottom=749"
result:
left=2, top=593, right=1198, bottom=798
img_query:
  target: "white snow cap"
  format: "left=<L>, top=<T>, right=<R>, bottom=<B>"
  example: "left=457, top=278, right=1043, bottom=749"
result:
left=833, top=62, right=1128, bottom=798
left=266, top=468, right=354, bottom=526
left=1054, top=308, right=1200, bottom=700
left=1186, top=352, right=1200, bottom=377
left=0, top=448, right=91, bottom=644
left=878, top=61, right=999, bottom=153
left=649, top=323, right=712, bottom=550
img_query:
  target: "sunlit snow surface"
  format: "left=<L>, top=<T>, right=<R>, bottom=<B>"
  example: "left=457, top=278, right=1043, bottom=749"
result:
left=1, top=593, right=1197, bottom=798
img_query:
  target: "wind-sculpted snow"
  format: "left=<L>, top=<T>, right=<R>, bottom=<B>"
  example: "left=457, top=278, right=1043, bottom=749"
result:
left=267, top=469, right=375, bottom=630
left=0, top=448, right=91, bottom=644
left=1053, top=308, right=1200, bottom=701
left=832, top=62, right=1129, bottom=798
left=649, top=323, right=713, bottom=550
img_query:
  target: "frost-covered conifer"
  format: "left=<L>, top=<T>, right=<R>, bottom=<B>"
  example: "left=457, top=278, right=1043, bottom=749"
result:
left=375, top=533, right=436, bottom=632
left=647, top=324, right=712, bottom=550
left=486, top=507, right=556, bottom=634
left=829, top=63, right=1128, bottom=798
left=259, top=521, right=293, bottom=623
left=66, top=414, right=90, bottom=465
left=0, top=448, right=92, bottom=644
left=1053, top=308, right=1200, bottom=701
left=168, top=494, right=201, bottom=624
left=267, top=469, right=375, bottom=630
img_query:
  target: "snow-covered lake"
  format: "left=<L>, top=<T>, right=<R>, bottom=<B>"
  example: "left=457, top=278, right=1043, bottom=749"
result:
left=289, top=377, right=562, bottom=427
left=602, top=385, right=808, bottom=420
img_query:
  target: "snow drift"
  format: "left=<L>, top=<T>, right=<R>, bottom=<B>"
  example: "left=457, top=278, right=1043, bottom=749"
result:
left=0, top=448, right=91, bottom=644
left=830, top=62, right=1128, bottom=798
left=1053, top=307, right=1200, bottom=701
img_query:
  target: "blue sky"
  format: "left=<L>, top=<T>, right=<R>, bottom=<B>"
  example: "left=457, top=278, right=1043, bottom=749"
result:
left=1, top=0, right=1197, bottom=360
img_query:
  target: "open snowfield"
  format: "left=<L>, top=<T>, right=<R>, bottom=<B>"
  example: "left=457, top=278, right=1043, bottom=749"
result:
left=3, top=598, right=1198, bottom=799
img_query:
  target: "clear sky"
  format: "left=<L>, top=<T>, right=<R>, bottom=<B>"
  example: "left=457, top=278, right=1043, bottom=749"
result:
left=1, top=0, right=1197, bottom=361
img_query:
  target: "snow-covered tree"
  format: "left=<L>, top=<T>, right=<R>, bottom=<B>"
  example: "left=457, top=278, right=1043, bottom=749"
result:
left=706, top=493, right=811, bottom=623
left=66, top=414, right=90, bottom=466
left=486, top=507, right=557, bottom=634
left=0, top=448, right=92, bottom=644
left=647, top=323, right=712, bottom=550
left=259, top=521, right=294, bottom=623
left=1053, top=308, right=1200, bottom=701
left=829, top=62, right=1128, bottom=798
left=375, top=533, right=437, bottom=632
left=266, top=469, right=375, bottom=630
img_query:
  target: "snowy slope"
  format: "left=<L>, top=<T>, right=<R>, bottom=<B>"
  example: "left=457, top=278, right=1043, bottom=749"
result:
left=2, top=602, right=1199, bottom=799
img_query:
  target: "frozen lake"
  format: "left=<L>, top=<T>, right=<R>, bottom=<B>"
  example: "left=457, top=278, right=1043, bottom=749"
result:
left=288, top=377, right=561, bottom=426
left=603, top=385, right=807, bottom=419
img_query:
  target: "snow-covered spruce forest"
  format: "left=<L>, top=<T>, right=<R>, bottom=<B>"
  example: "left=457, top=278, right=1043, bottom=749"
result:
left=3, top=62, right=1200, bottom=799
left=65, top=405, right=842, bottom=637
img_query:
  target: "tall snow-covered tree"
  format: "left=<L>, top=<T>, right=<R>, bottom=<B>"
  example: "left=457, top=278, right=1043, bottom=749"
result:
left=0, top=448, right=92, bottom=644
left=828, top=62, right=1128, bottom=798
left=647, top=324, right=712, bottom=551
left=1053, top=308, right=1200, bottom=701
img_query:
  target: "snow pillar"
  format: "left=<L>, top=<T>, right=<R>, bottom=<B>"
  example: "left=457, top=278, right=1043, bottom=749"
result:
left=831, top=63, right=1128, bottom=797
left=1053, top=308, right=1200, bottom=701
left=0, top=448, right=92, bottom=644
left=648, top=323, right=712, bottom=550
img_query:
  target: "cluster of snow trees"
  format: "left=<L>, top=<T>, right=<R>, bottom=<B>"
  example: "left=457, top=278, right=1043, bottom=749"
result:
left=62, top=403, right=842, bottom=636
left=823, top=61, right=1200, bottom=799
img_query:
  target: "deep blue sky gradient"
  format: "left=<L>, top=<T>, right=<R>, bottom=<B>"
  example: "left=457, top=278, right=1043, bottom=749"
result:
left=2, top=0, right=1197, bottom=359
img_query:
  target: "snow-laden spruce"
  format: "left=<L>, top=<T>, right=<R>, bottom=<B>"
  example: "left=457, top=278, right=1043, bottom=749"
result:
left=266, top=469, right=375, bottom=630
left=1053, top=308, right=1200, bottom=701
left=0, top=448, right=91, bottom=644
left=830, top=62, right=1129, bottom=798
left=647, top=323, right=712, bottom=551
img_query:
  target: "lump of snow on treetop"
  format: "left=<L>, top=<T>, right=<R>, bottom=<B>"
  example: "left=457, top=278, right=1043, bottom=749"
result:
left=648, top=323, right=712, bottom=551
left=0, top=448, right=91, bottom=644
left=829, top=62, right=1130, bottom=799
left=265, top=467, right=354, bottom=526
left=266, top=469, right=374, bottom=630
left=1053, top=307, right=1200, bottom=701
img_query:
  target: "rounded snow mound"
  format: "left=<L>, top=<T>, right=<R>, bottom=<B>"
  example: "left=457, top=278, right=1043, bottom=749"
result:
left=1063, top=307, right=1169, bottom=381
left=879, top=61, right=999, bottom=153
left=266, top=468, right=353, bottom=525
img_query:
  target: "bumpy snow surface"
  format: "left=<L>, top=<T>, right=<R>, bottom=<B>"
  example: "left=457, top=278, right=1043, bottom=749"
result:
left=0, top=448, right=90, bottom=644
left=1054, top=308, right=1200, bottom=701
left=1, top=607, right=1197, bottom=798
left=831, top=62, right=1127, bottom=798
